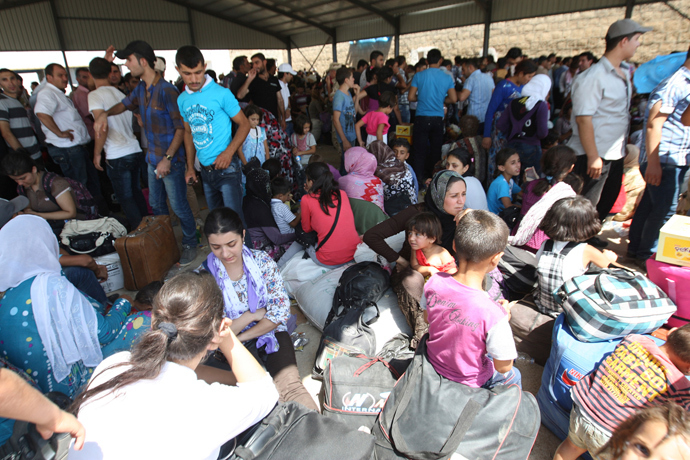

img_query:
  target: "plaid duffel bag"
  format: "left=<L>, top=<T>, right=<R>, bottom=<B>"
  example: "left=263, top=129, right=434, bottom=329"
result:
left=556, top=267, right=677, bottom=343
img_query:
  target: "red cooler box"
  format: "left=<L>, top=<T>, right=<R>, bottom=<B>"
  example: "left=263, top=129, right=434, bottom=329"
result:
left=647, top=255, right=690, bottom=327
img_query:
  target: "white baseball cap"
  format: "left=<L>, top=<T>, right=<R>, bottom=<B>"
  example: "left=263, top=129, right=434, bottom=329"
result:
left=278, top=63, right=297, bottom=75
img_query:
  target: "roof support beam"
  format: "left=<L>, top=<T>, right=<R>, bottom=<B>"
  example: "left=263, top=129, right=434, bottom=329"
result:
left=187, top=7, right=196, bottom=45
left=243, top=0, right=334, bottom=36
left=0, top=0, right=46, bottom=12
left=625, top=0, right=635, bottom=18
left=482, top=0, right=492, bottom=57
left=394, top=17, right=400, bottom=57
left=332, top=31, right=337, bottom=62
left=336, top=0, right=396, bottom=28
left=48, top=0, right=73, bottom=86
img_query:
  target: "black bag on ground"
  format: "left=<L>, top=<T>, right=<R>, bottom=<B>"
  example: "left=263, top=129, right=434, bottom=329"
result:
left=326, top=261, right=390, bottom=327
left=373, top=337, right=540, bottom=460
left=313, top=304, right=379, bottom=379
left=498, top=205, right=521, bottom=231
left=323, top=355, right=402, bottom=431
left=228, top=402, right=375, bottom=460
left=498, top=245, right=539, bottom=300
left=376, top=333, right=414, bottom=375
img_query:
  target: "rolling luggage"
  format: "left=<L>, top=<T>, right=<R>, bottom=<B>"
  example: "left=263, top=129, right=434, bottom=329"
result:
left=647, top=256, right=690, bottom=327
left=115, top=215, right=180, bottom=290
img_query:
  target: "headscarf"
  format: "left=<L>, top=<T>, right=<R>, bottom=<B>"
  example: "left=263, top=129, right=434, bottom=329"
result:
left=368, top=141, right=407, bottom=184
left=0, top=215, right=102, bottom=382
left=206, top=248, right=278, bottom=354
left=424, top=170, right=465, bottom=253
left=339, top=147, right=383, bottom=209
left=242, top=166, right=278, bottom=230
left=521, top=74, right=551, bottom=111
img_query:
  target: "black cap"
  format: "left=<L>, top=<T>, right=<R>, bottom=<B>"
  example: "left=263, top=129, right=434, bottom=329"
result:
left=115, top=40, right=155, bottom=65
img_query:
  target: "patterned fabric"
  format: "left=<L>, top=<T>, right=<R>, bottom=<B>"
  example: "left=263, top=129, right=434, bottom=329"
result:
left=260, top=108, right=304, bottom=192
left=638, top=66, right=690, bottom=166
left=121, top=75, right=185, bottom=166
left=535, top=240, right=579, bottom=317
left=340, top=147, right=385, bottom=211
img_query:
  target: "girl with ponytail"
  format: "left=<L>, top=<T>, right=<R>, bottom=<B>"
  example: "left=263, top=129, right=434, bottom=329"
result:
left=69, top=271, right=277, bottom=460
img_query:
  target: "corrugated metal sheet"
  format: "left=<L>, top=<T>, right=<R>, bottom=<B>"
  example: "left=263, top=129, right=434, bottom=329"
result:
left=290, top=29, right=331, bottom=49
left=337, top=18, right=394, bottom=42
left=401, top=1, right=484, bottom=35
left=191, top=10, right=285, bottom=49
left=55, top=0, right=187, bottom=21
left=0, top=2, right=58, bottom=50
left=60, top=19, right=191, bottom=51
left=492, top=0, right=659, bottom=22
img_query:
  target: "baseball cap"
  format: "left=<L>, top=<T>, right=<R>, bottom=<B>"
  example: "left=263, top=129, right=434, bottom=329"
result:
left=606, top=19, right=652, bottom=39
left=0, top=196, right=29, bottom=229
left=278, top=63, right=297, bottom=75
left=115, top=40, right=156, bottom=65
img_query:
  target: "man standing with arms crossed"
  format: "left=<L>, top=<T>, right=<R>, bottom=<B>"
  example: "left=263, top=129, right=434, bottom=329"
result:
left=95, top=41, right=197, bottom=265
left=174, top=45, right=250, bottom=226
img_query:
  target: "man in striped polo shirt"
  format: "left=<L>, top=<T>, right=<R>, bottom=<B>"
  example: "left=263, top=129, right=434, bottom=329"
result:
left=0, top=69, right=43, bottom=167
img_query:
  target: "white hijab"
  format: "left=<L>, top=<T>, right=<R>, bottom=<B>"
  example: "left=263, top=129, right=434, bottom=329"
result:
left=521, top=74, right=552, bottom=111
left=0, top=215, right=102, bottom=382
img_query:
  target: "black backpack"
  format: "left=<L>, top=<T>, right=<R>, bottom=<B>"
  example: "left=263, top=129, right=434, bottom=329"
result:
left=325, top=261, right=390, bottom=327
left=497, top=245, right=539, bottom=301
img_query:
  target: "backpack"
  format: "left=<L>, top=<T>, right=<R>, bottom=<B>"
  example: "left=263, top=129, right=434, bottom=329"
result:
left=557, top=267, right=677, bottom=343
left=17, top=172, right=98, bottom=220
left=60, top=217, right=127, bottom=257
left=497, top=245, right=538, bottom=300
left=325, top=261, right=390, bottom=327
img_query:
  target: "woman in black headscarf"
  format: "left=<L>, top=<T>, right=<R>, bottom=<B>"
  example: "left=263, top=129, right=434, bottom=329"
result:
left=242, top=166, right=295, bottom=261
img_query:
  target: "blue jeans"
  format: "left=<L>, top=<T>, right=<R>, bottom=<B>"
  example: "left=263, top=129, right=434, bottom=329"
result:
left=412, top=116, right=444, bottom=180
left=46, top=144, right=101, bottom=198
left=481, top=366, right=522, bottom=389
left=147, top=161, right=196, bottom=247
left=285, top=121, right=294, bottom=138
left=399, top=104, right=411, bottom=124
left=63, top=266, right=108, bottom=305
left=628, top=162, right=689, bottom=260
left=106, top=153, right=149, bottom=229
left=507, top=141, right=542, bottom=176
left=200, top=156, right=246, bottom=226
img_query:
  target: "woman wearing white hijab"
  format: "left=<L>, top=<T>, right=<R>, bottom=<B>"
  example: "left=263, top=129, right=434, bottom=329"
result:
left=0, top=215, right=151, bottom=398
left=496, top=73, right=552, bottom=175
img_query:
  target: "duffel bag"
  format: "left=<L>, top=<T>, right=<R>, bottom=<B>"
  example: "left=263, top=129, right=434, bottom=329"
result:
left=326, top=261, right=390, bottom=327
left=228, top=402, right=375, bottom=460
left=313, top=304, right=379, bottom=379
left=647, top=256, right=690, bottom=328
left=373, top=336, right=540, bottom=460
left=60, top=217, right=127, bottom=256
left=323, top=355, right=401, bottom=432
left=557, top=267, right=677, bottom=343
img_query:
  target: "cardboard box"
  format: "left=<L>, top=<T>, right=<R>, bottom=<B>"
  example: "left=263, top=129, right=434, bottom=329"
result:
left=94, top=252, right=125, bottom=294
left=656, top=215, right=690, bottom=267
left=395, top=125, right=411, bottom=136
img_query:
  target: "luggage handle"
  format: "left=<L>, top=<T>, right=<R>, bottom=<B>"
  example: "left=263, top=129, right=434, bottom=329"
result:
left=353, top=356, right=401, bottom=379
left=593, top=268, right=644, bottom=305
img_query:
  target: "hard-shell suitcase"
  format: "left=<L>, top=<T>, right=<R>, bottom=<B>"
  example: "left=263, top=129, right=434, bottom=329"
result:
left=114, top=215, right=180, bottom=290
left=647, top=255, right=690, bottom=327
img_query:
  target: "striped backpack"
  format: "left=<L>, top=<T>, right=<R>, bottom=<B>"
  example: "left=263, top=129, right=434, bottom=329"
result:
left=556, top=267, right=677, bottom=343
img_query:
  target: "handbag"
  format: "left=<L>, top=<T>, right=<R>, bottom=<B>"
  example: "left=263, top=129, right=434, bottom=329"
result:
left=557, top=267, right=677, bottom=343
left=60, top=217, right=127, bottom=256
left=373, top=336, right=540, bottom=460
left=228, top=402, right=375, bottom=460
left=294, top=195, right=341, bottom=258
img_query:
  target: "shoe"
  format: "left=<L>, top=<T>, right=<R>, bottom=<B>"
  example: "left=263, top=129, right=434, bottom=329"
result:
left=179, top=245, right=197, bottom=266
left=588, top=236, right=609, bottom=248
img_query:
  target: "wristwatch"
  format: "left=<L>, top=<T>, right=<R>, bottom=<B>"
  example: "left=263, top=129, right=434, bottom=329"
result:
left=165, top=154, right=173, bottom=161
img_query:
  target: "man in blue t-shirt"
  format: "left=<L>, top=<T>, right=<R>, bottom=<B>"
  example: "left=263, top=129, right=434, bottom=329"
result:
left=332, top=67, right=359, bottom=174
left=408, top=49, right=457, bottom=180
left=176, top=46, right=250, bottom=224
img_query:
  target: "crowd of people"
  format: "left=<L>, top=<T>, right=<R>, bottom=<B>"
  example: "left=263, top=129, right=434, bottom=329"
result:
left=0, top=15, right=688, bottom=459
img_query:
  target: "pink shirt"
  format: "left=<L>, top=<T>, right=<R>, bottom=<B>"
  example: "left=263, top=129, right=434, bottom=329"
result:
left=423, top=273, right=516, bottom=387
left=362, top=111, right=390, bottom=136
left=70, top=85, right=94, bottom=140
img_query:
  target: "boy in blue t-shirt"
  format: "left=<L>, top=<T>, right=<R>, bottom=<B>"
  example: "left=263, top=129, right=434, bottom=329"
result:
left=332, top=67, right=359, bottom=174
left=176, top=45, right=250, bottom=221
left=487, top=148, right=522, bottom=214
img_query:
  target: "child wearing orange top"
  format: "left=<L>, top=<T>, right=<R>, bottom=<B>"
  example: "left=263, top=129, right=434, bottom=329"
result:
left=407, top=212, right=457, bottom=279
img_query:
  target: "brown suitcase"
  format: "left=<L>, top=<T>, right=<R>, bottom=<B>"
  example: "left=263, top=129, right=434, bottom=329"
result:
left=114, top=215, right=180, bottom=291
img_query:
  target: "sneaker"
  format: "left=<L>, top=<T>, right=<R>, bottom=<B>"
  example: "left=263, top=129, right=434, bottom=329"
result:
left=179, top=245, right=197, bottom=266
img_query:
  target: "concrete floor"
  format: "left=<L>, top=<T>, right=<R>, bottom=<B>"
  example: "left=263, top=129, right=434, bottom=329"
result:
left=108, top=143, right=641, bottom=460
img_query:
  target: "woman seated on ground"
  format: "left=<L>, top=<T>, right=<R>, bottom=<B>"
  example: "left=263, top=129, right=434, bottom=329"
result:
left=364, top=170, right=502, bottom=346
left=368, top=141, right=417, bottom=216
left=69, top=272, right=278, bottom=460
left=339, top=147, right=385, bottom=212
left=202, top=208, right=318, bottom=411
left=278, top=162, right=360, bottom=269
left=0, top=215, right=150, bottom=398
left=2, top=151, right=92, bottom=236
left=445, top=148, right=489, bottom=211
left=242, top=166, right=295, bottom=262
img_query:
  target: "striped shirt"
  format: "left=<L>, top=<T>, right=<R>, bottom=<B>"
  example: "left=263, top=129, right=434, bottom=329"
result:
left=122, top=74, right=184, bottom=166
left=638, top=65, right=690, bottom=166
left=572, top=335, right=690, bottom=433
left=270, top=199, right=296, bottom=234
left=0, top=94, right=41, bottom=158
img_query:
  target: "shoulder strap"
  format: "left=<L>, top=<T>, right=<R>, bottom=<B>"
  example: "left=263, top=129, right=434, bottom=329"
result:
left=316, top=193, right=342, bottom=251
left=560, top=241, right=580, bottom=257
left=543, top=239, right=554, bottom=252
left=42, top=172, right=57, bottom=205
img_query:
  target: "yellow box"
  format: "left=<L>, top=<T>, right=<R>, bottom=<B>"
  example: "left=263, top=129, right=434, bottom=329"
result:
left=657, top=215, right=690, bottom=267
left=395, top=125, right=412, bottom=136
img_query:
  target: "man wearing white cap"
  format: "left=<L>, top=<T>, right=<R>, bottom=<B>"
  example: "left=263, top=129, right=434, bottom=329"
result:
left=568, top=19, right=652, bottom=210
left=278, top=63, right=296, bottom=136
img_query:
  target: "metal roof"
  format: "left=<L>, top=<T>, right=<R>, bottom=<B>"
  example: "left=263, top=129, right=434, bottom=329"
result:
left=0, top=0, right=672, bottom=52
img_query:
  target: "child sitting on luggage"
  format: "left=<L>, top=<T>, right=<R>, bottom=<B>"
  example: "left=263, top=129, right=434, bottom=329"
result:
left=487, top=148, right=522, bottom=215
left=535, top=196, right=618, bottom=319
left=553, top=326, right=690, bottom=460
left=407, top=212, right=457, bottom=279
left=271, top=176, right=300, bottom=235
left=422, top=209, right=520, bottom=389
